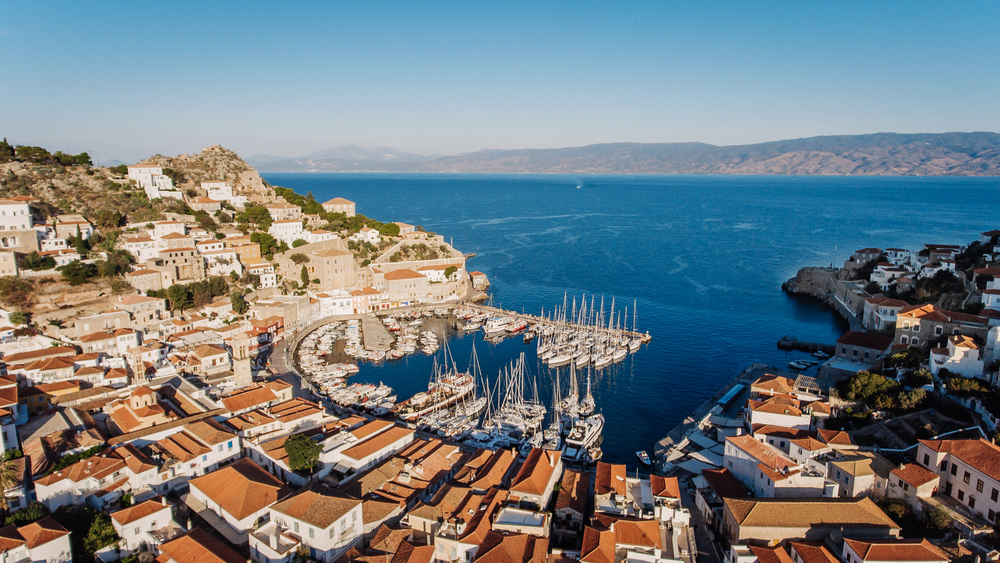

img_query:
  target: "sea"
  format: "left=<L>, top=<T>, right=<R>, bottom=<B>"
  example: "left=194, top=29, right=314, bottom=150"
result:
left=261, top=173, right=1000, bottom=467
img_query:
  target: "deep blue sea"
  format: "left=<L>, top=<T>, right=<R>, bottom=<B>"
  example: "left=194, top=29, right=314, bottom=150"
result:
left=262, top=173, right=999, bottom=467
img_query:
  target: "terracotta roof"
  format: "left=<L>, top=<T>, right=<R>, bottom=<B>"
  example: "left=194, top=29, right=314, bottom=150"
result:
left=751, top=546, right=796, bottom=563
left=918, top=438, right=1000, bottom=481
left=17, top=516, right=70, bottom=549
left=110, top=443, right=158, bottom=474
left=580, top=526, right=615, bottom=563
left=220, top=384, right=278, bottom=413
left=817, top=429, right=854, bottom=446
left=184, top=419, right=236, bottom=446
left=342, top=426, right=414, bottom=462
left=613, top=517, right=661, bottom=549
left=0, top=524, right=25, bottom=553
left=836, top=331, right=893, bottom=351
left=474, top=531, right=548, bottom=563
left=791, top=437, right=830, bottom=452
left=189, top=459, right=292, bottom=520
left=510, top=448, right=561, bottom=497
left=752, top=374, right=796, bottom=394
left=350, top=419, right=394, bottom=441
left=726, top=435, right=796, bottom=472
left=723, top=497, right=899, bottom=529
left=111, top=497, right=171, bottom=525
left=383, top=269, right=425, bottom=281
left=3, top=346, right=76, bottom=365
left=323, top=197, right=354, bottom=205
left=650, top=475, right=680, bottom=498
left=154, top=430, right=210, bottom=462
left=844, top=538, right=949, bottom=562
left=700, top=468, right=750, bottom=499
left=80, top=331, right=116, bottom=343
left=752, top=425, right=814, bottom=441
left=34, top=454, right=123, bottom=486
left=554, top=470, right=589, bottom=515
left=897, top=304, right=986, bottom=326
left=271, top=488, right=360, bottom=529
left=790, top=542, right=840, bottom=563
left=595, top=462, right=627, bottom=496
left=890, top=463, right=939, bottom=488
left=158, top=527, right=246, bottom=563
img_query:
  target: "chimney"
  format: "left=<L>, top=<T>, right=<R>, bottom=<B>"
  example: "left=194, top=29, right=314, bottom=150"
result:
left=161, top=496, right=167, bottom=506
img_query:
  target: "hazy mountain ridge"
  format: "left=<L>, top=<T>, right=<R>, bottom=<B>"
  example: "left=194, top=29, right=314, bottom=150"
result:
left=250, top=133, right=1000, bottom=175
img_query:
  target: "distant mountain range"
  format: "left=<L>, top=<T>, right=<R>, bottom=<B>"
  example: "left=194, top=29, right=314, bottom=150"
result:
left=247, top=133, right=1000, bottom=175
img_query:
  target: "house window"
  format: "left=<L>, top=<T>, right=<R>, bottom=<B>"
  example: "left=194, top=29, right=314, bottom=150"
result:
left=951, top=465, right=959, bottom=476
left=134, top=527, right=140, bottom=535
left=218, top=445, right=223, bottom=452
left=901, top=336, right=908, bottom=344
left=911, top=338, right=919, bottom=345
left=965, top=471, right=972, bottom=484
left=991, top=509, right=996, bottom=521
left=935, top=326, right=943, bottom=335
left=294, top=522, right=299, bottom=532
left=923, top=454, right=930, bottom=465
left=309, top=528, right=314, bottom=539
left=979, top=480, right=985, bottom=493
left=971, top=496, right=977, bottom=509
left=959, top=490, right=965, bottom=501
left=941, top=461, right=949, bottom=472
left=993, top=488, right=998, bottom=502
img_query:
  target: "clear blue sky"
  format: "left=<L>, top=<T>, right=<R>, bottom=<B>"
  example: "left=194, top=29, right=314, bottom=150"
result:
left=1, top=1, right=998, bottom=162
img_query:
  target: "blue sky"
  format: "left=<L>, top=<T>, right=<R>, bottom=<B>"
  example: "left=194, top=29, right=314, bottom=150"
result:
left=1, top=1, right=998, bottom=162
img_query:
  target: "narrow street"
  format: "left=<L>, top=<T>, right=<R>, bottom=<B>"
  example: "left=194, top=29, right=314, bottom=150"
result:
left=679, top=478, right=721, bottom=563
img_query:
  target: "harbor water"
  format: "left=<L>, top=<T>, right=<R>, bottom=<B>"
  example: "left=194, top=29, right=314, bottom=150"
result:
left=263, top=172, right=1000, bottom=467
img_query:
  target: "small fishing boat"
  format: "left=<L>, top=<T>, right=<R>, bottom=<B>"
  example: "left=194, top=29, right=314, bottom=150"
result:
left=636, top=450, right=651, bottom=466
left=788, top=360, right=809, bottom=370
left=812, top=350, right=831, bottom=359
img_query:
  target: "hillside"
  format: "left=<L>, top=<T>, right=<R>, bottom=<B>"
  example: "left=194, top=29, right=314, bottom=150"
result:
left=0, top=144, right=275, bottom=222
left=250, top=132, right=1000, bottom=175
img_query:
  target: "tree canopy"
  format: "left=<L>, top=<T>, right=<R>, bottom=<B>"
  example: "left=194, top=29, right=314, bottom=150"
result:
left=284, top=433, right=322, bottom=472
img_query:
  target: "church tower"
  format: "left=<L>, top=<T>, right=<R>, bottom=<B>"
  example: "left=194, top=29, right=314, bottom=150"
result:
left=232, top=330, right=253, bottom=388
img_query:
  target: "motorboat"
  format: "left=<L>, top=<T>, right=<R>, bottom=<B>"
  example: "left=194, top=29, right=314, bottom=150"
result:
left=636, top=450, right=651, bottom=466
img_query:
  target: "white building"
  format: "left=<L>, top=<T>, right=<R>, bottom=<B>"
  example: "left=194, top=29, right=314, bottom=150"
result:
left=915, top=438, right=1000, bottom=522
left=253, top=489, right=362, bottom=563
left=316, top=290, right=353, bottom=318
left=153, top=221, right=186, bottom=238
left=203, top=182, right=247, bottom=208
left=269, top=220, right=307, bottom=245
left=350, top=227, right=380, bottom=245
left=110, top=497, right=179, bottom=555
left=0, top=199, right=34, bottom=232
left=128, top=165, right=182, bottom=200
left=188, top=458, right=291, bottom=535
left=202, top=248, right=244, bottom=277
left=931, top=334, right=985, bottom=378
left=0, top=517, right=72, bottom=563
left=307, top=230, right=336, bottom=244
left=247, top=262, right=278, bottom=288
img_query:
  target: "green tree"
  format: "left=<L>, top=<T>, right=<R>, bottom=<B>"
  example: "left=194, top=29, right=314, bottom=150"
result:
left=250, top=232, right=278, bottom=259
left=92, top=209, right=122, bottom=230
left=284, top=433, right=322, bottom=472
left=57, top=262, right=98, bottom=285
left=292, top=239, right=307, bottom=248
left=0, top=277, right=36, bottom=308
left=925, top=504, right=951, bottom=532
left=0, top=138, right=15, bottom=163
left=289, top=253, right=309, bottom=265
left=300, top=265, right=309, bottom=286
left=14, top=145, right=52, bottom=164
left=4, top=502, right=47, bottom=526
left=231, top=290, right=249, bottom=315
left=166, top=284, right=193, bottom=312
left=111, top=164, right=129, bottom=175
left=379, top=222, right=400, bottom=237
left=0, top=457, right=21, bottom=511
left=9, top=311, right=29, bottom=325
left=444, top=266, right=458, bottom=279
left=19, top=252, right=55, bottom=271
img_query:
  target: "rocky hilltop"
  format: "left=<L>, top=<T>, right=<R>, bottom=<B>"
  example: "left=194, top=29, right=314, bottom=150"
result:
left=250, top=132, right=1000, bottom=176
left=1, top=144, right=273, bottom=221
left=134, top=145, right=276, bottom=204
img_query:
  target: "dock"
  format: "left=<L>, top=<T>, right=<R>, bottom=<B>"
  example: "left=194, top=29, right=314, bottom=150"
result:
left=777, top=336, right=834, bottom=355
left=362, top=315, right=394, bottom=351
left=465, top=302, right=653, bottom=344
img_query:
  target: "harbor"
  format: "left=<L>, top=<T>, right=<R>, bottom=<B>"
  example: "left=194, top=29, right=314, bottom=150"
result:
left=289, top=295, right=652, bottom=464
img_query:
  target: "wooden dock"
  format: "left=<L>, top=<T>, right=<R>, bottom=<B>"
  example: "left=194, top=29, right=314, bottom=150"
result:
left=465, top=302, right=652, bottom=343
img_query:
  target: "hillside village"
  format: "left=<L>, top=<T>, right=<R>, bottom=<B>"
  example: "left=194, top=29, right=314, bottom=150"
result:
left=0, top=138, right=1000, bottom=563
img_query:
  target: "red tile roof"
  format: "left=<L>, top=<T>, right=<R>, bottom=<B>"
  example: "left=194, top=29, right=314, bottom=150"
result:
left=158, top=527, right=246, bottom=563
left=189, top=458, right=292, bottom=520
left=890, top=464, right=939, bottom=488
left=919, top=438, right=1000, bottom=481
left=844, top=538, right=949, bottom=562
left=111, top=497, right=171, bottom=525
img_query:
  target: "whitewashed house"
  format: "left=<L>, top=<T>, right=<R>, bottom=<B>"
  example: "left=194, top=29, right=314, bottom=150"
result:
left=252, top=489, right=362, bottom=563
left=203, top=181, right=247, bottom=208
left=350, top=227, right=380, bottom=245
left=931, top=335, right=985, bottom=378
left=269, top=220, right=307, bottom=246
left=316, top=290, right=353, bottom=318
left=128, top=165, right=182, bottom=200
left=110, top=497, right=180, bottom=555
